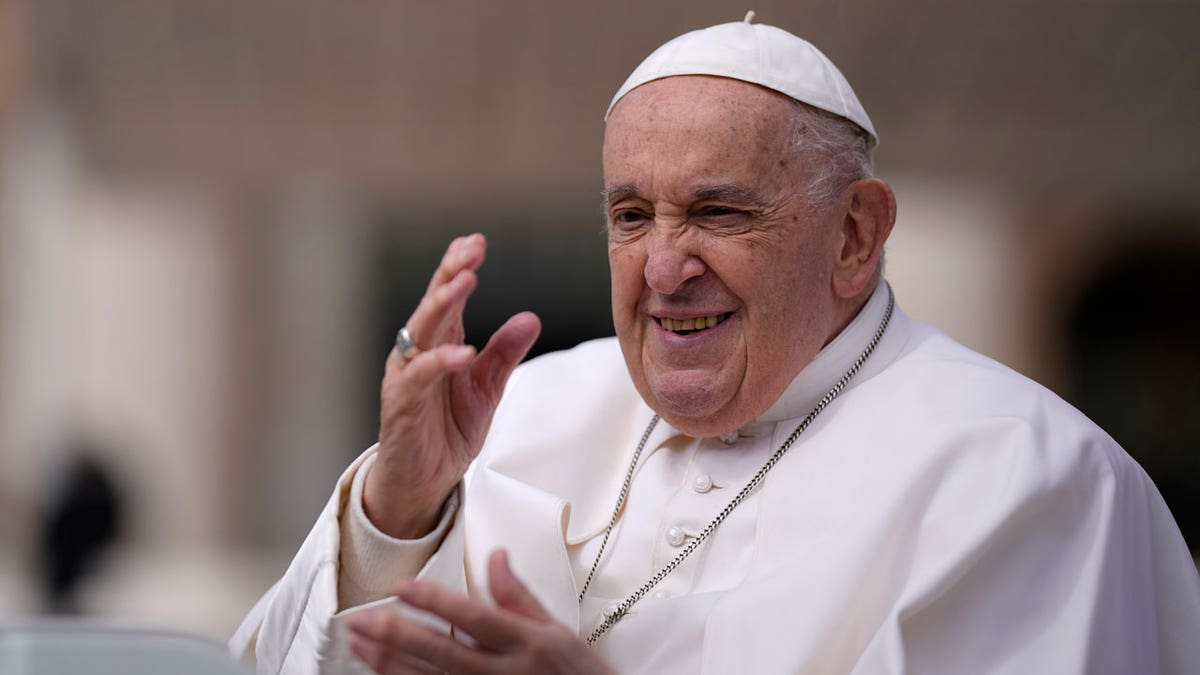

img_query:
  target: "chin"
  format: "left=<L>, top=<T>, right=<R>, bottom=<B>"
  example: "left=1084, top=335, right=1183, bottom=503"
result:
left=646, top=385, right=747, bottom=438
left=623, top=351, right=755, bottom=437
left=657, top=407, right=746, bottom=438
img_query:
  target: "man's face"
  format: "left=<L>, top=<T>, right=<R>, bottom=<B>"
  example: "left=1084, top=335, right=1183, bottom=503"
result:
left=604, top=76, right=847, bottom=437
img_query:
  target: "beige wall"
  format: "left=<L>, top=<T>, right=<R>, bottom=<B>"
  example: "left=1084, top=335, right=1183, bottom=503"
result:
left=0, top=0, right=30, bottom=560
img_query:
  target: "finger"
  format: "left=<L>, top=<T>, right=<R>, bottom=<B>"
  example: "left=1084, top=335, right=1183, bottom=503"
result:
left=395, top=579, right=525, bottom=651
left=426, top=233, right=486, bottom=296
left=401, top=233, right=486, bottom=355
left=349, top=608, right=495, bottom=675
left=349, top=634, right=440, bottom=675
left=406, top=268, right=478, bottom=352
left=487, top=549, right=551, bottom=622
left=470, top=312, right=542, bottom=398
left=384, top=343, right=476, bottom=403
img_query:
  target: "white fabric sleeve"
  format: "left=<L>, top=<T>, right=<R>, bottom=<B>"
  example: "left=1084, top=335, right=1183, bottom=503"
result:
left=337, top=453, right=459, bottom=610
left=229, top=446, right=470, bottom=675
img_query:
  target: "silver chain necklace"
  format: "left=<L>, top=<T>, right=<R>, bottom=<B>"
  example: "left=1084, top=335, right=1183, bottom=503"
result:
left=580, top=285, right=895, bottom=646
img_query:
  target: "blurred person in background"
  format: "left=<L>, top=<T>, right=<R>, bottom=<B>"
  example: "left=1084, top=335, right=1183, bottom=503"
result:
left=232, top=16, right=1200, bottom=675
left=36, top=441, right=124, bottom=614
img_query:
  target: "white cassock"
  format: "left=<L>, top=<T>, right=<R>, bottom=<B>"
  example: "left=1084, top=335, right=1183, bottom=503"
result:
left=231, top=284, right=1200, bottom=674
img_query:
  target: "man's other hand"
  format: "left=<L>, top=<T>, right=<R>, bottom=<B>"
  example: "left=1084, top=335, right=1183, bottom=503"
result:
left=348, top=550, right=615, bottom=675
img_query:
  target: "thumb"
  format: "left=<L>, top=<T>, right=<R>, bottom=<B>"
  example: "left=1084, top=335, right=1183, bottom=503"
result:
left=487, top=548, right=550, bottom=621
left=471, top=311, right=541, bottom=397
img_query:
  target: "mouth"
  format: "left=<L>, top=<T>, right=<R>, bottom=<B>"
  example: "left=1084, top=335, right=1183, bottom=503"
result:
left=655, top=312, right=733, bottom=336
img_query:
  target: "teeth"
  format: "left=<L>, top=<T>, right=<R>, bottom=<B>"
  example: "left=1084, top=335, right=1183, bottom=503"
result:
left=658, top=313, right=728, bottom=333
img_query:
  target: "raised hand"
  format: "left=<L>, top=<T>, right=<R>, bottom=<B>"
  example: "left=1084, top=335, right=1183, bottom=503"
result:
left=365, top=234, right=541, bottom=539
left=348, top=549, right=615, bottom=675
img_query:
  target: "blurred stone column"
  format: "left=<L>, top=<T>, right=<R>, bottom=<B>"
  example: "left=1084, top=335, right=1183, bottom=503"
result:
left=885, top=178, right=1040, bottom=379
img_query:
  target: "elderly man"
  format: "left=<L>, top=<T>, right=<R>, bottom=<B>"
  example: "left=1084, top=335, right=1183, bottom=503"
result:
left=232, top=17, right=1200, bottom=675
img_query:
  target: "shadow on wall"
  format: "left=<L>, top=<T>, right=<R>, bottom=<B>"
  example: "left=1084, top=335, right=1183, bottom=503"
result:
left=1066, top=220, right=1200, bottom=553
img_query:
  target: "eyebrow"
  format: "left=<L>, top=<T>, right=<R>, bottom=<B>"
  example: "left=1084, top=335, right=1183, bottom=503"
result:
left=692, top=184, right=763, bottom=206
left=601, top=183, right=764, bottom=207
left=601, top=184, right=639, bottom=206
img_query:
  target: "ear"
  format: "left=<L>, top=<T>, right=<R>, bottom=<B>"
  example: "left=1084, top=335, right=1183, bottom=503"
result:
left=832, top=178, right=896, bottom=299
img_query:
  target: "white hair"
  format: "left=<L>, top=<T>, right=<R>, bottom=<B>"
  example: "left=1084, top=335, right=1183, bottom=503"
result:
left=788, top=102, right=875, bottom=210
left=789, top=102, right=887, bottom=282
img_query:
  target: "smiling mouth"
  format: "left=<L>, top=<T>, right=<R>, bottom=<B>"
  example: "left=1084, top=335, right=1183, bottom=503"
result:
left=657, top=312, right=732, bottom=335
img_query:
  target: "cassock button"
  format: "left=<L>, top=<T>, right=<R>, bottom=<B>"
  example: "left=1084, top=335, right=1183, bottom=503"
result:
left=692, top=473, right=713, bottom=493
left=718, top=430, right=739, bottom=445
left=666, top=526, right=686, bottom=547
left=603, top=602, right=622, bottom=619
left=653, top=590, right=670, bottom=599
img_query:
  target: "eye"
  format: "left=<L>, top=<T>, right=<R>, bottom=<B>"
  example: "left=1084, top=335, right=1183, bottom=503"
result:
left=697, top=205, right=744, bottom=218
left=609, top=208, right=650, bottom=232
left=693, top=206, right=755, bottom=234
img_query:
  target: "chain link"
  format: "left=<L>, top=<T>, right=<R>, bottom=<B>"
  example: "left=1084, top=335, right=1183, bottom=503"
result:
left=582, top=285, right=895, bottom=646
left=576, top=412, right=661, bottom=604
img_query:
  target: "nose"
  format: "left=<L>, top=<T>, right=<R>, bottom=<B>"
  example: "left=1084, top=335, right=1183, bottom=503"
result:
left=643, top=226, right=706, bottom=294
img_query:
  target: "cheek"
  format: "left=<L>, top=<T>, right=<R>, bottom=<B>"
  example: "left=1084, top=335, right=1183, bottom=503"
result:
left=732, top=247, right=822, bottom=332
left=608, top=247, right=646, bottom=316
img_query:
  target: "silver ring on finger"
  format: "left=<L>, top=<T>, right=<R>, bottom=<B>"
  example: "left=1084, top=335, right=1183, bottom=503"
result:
left=395, top=325, right=419, bottom=359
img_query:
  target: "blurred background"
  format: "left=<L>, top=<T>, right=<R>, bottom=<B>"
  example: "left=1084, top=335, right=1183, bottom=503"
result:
left=1, top=0, right=1197, bottom=643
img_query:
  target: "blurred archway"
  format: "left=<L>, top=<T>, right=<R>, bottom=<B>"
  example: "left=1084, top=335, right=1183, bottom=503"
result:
left=1066, top=223, right=1200, bottom=551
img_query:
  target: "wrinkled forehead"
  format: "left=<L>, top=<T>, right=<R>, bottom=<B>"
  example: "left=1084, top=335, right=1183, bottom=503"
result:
left=602, top=76, right=808, bottom=196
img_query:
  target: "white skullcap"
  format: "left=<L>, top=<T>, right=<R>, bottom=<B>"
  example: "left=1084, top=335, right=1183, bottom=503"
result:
left=606, top=11, right=878, bottom=146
